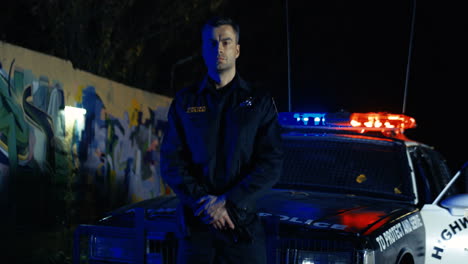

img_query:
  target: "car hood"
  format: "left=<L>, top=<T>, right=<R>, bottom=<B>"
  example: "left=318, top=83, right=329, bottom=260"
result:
left=256, top=189, right=416, bottom=235
left=103, top=189, right=416, bottom=236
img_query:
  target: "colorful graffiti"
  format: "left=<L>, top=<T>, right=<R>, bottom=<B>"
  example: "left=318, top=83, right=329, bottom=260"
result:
left=0, top=60, right=170, bottom=224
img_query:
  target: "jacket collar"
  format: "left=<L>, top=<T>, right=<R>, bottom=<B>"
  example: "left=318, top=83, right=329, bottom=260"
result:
left=197, top=73, right=250, bottom=95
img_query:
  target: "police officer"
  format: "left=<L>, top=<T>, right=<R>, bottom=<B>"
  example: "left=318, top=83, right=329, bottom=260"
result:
left=161, top=16, right=283, bottom=264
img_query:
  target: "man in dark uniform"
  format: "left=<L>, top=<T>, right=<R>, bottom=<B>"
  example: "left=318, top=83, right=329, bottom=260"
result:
left=160, top=16, right=283, bottom=264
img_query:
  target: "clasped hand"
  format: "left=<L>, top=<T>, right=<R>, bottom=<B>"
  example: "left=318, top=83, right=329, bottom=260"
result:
left=195, top=195, right=235, bottom=230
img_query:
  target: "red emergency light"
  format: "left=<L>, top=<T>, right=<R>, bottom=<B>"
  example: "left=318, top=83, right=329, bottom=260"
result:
left=350, top=112, right=416, bottom=130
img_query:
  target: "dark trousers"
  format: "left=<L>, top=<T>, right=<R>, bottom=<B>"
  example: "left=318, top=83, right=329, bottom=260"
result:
left=177, top=219, right=266, bottom=264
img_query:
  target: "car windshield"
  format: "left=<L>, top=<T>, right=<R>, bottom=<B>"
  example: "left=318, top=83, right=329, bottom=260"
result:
left=275, top=133, right=416, bottom=202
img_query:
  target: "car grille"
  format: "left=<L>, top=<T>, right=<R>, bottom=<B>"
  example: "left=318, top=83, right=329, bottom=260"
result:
left=146, top=233, right=178, bottom=264
left=75, top=228, right=357, bottom=264
left=144, top=235, right=356, bottom=264
left=271, top=237, right=356, bottom=263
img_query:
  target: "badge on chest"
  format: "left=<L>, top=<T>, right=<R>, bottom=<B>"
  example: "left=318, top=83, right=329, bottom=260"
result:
left=186, top=106, right=207, bottom=113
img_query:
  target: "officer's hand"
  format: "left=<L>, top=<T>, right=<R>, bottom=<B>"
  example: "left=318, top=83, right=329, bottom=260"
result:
left=194, top=195, right=218, bottom=217
left=212, top=210, right=235, bottom=230
left=195, top=195, right=235, bottom=229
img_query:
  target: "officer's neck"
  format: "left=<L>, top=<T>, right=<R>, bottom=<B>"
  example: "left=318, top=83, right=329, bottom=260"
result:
left=209, top=68, right=236, bottom=90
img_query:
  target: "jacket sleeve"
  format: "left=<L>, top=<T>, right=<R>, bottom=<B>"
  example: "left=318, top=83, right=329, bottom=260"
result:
left=160, top=99, right=208, bottom=209
left=225, top=96, right=284, bottom=211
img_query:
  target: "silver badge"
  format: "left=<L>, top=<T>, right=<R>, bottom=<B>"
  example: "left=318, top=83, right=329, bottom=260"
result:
left=240, top=97, right=253, bottom=107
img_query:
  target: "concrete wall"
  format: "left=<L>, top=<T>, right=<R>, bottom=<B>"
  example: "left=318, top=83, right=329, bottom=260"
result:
left=0, top=41, right=173, bottom=223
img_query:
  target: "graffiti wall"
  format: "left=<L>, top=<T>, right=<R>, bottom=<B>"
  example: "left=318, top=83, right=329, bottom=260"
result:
left=0, top=41, right=172, bottom=224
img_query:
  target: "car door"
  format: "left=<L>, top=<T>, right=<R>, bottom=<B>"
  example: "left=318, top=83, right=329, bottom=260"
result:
left=421, top=203, right=468, bottom=264
left=411, top=146, right=468, bottom=263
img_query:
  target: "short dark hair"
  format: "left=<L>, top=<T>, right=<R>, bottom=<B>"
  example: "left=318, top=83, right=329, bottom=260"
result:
left=203, top=16, right=240, bottom=43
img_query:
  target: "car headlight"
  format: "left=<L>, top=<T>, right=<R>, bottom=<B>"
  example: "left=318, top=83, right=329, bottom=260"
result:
left=359, top=249, right=375, bottom=264
left=90, top=235, right=135, bottom=262
left=286, top=249, right=353, bottom=264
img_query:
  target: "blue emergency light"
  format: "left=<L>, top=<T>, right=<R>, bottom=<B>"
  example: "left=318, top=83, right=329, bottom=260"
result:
left=278, top=112, right=350, bottom=128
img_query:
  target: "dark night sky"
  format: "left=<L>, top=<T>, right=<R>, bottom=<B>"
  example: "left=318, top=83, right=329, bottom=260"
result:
left=1, top=0, right=466, bottom=172
left=228, top=0, right=467, bottom=173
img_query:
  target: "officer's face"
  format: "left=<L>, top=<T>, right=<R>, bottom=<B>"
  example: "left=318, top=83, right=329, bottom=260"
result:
left=202, top=25, right=240, bottom=73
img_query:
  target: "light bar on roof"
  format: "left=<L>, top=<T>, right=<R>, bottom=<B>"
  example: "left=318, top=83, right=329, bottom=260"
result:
left=278, top=112, right=417, bottom=137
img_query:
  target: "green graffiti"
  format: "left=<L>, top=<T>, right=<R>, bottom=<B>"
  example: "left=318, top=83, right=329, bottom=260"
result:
left=0, top=69, right=30, bottom=164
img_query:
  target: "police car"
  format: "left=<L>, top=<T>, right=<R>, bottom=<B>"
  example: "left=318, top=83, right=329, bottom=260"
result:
left=73, top=111, right=468, bottom=264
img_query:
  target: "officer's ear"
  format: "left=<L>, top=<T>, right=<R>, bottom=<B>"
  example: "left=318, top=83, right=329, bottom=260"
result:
left=236, top=44, right=240, bottom=59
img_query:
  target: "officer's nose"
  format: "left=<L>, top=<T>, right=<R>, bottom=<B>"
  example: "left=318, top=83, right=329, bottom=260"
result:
left=217, top=43, right=224, bottom=53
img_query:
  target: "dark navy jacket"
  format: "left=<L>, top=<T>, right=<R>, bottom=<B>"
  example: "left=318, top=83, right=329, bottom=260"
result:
left=160, top=74, right=283, bottom=229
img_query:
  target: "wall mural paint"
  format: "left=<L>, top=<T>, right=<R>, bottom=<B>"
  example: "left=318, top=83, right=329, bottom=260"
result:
left=0, top=55, right=171, bottom=224
left=76, top=85, right=171, bottom=214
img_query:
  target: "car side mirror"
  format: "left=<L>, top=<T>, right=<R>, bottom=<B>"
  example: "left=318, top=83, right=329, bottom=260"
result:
left=438, top=161, right=468, bottom=217
left=432, top=161, right=468, bottom=217
left=440, top=194, right=468, bottom=217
